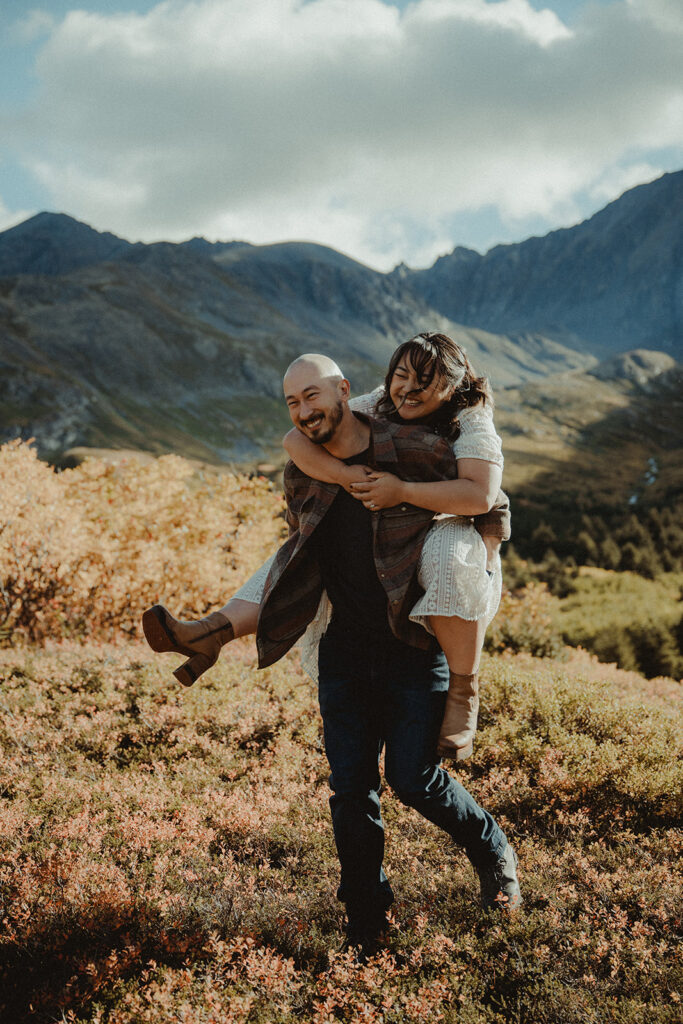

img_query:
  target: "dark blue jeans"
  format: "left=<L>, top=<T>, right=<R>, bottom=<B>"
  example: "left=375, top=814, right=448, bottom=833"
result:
left=318, top=626, right=507, bottom=926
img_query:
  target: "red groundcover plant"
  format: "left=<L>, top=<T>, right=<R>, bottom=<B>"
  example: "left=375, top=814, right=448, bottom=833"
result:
left=0, top=441, right=681, bottom=1023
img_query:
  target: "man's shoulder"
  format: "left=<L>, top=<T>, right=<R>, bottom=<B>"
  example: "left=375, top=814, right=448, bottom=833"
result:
left=283, top=458, right=315, bottom=492
left=283, top=459, right=338, bottom=501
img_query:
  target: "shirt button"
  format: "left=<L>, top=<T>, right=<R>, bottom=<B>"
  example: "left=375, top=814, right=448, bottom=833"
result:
left=380, top=573, right=385, bottom=578
left=401, top=505, right=407, bottom=511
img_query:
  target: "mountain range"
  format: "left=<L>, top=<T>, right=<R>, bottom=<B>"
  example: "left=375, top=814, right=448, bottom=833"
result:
left=404, top=171, right=683, bottom=357
left=0, top=169, right=680, bottom=465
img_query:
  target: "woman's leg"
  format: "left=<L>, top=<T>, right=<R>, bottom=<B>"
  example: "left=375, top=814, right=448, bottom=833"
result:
left=429, top=614, right=486, bottom=675
left=143, top=556, right=275, bottom=686
left=142, top=597, right=260, bottom=687
left=429, top=614, right=487, bottom=760
left=215, top=598, right=259, bottom=638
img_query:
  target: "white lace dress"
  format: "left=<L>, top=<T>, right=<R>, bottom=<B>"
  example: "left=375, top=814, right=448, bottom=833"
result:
left=233, top=388, right=504, bottom=679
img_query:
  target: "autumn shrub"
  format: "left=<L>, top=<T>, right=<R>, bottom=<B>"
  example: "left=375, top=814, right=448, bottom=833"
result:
left=1, top=640, right=681, bottom=1024
left=2, top=441, right=682, bottom=1022
left=485, top=582, right=565, bottom=659
left=0, top=440, right=285, bottom=643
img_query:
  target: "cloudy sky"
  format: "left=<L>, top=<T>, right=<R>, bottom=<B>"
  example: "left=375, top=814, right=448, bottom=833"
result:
left=0, top=0, right=681, bottom=270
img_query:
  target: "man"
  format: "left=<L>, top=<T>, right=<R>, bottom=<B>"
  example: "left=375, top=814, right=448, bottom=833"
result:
left=256, top=353, right=521, bottom=955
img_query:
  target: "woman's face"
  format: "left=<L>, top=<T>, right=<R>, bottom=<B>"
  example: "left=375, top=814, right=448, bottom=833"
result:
left=389, top=355, right=453, bottom=420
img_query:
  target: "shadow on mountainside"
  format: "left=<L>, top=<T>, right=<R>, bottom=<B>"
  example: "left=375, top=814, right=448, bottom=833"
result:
left=502, top=365, right=683, bottom=546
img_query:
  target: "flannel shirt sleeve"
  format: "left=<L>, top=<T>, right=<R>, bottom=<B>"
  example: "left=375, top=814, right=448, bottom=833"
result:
left=282, top=462, right=301, bottom=537
left=473, top=490, right=511, bottom=542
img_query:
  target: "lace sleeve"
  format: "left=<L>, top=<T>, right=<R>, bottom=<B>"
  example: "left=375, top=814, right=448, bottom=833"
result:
left=349, top=386, right=384, bottom=415
left=453, top=404, right=504, bottom=468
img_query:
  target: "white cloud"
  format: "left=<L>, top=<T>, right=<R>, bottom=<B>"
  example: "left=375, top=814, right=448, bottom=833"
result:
left=10, top=9, right=55, bottom=44
left=627, top=0, right=683, bottom=35
left=588, top=162, right=669, bottom=206
left=0, top=197, right=33, bottom=233
left=412, top=0, right=571, bottom=45
left=4, top=0, right=682, bottom=268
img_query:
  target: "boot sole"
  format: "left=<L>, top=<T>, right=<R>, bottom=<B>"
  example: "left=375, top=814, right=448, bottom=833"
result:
left=437, top=740, right=474, bottom=761
left=142, top=605, right=195, bottom=659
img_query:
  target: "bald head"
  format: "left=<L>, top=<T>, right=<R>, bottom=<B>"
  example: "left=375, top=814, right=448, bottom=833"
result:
left=283, top=352, right=351, bottom=446
left=283, top=353, right=344, bottom=391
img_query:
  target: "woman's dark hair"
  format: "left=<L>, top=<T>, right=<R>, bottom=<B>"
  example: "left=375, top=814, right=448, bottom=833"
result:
left=375, top=332, right=491, bottom=441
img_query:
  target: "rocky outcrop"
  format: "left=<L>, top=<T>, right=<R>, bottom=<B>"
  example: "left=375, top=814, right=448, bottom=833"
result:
left=588, top=349, right=677, bottom=386
left=407, top=171, right=683, bottom=358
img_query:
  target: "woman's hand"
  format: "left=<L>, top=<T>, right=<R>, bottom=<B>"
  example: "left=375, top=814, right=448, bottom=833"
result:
left=337, top=464, right=374, bottom=494
left=349, top=471, right=407, bottom=510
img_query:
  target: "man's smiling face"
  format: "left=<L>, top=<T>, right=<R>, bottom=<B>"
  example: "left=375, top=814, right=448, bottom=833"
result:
left=283, top=360, right=347, bottom=446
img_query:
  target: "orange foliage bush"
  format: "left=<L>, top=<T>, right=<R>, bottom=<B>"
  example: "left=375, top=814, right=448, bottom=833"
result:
left=485, top=582, right=564, bottom=659
left=1, top=441, right=682, bottom=1023
left=0, top=640, right=681, bottom=1023
left=0, top=440, right=285, bottom=643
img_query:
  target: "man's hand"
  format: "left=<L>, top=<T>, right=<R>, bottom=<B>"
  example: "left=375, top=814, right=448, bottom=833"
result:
left=349, top=471, right=407, bottom=509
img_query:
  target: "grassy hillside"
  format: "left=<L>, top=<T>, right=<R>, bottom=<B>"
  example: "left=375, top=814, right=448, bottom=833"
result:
left=492, top=360, right=683, bottom=678
left=1, top=641, right=681, bottom=1024
left=496, top=358, right=683, bottom=505
left=554, top=569, right=683, bottom=676
left=1, top=440, right=681, bottom=1022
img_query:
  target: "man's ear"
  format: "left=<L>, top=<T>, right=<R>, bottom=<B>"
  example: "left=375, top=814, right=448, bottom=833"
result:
left=338, top=378, right=351, bottom=401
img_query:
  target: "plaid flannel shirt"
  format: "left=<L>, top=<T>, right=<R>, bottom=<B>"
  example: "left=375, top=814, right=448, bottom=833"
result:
left=256, top=413, right=510, bottom=668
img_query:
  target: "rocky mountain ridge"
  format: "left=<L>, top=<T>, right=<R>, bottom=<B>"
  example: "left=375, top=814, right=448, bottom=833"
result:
left=404, top=170, right=682, bottom=358
left=0, top=170, right=680, bottom=464
left=0, top=220, right=590, bottom=464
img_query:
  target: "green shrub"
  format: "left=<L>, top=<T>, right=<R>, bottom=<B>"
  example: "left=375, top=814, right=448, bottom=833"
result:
left=555, top=569, right=683, bottom=679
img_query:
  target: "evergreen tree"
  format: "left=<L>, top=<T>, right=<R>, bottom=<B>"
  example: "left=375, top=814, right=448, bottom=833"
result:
left=576, top=530, right=599, bottom=565
left=635, top=547, right=661, bottom=579
left=630, top=621, right=681, bottom=679
left=600, top=536, right=622, bottom=571
left=530, top=521, right=557, bottom=560
left=620, top=542, right=640, bottom=573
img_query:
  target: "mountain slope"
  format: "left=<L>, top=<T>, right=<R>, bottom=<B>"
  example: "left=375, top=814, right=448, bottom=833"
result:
left=0, top=211, right=133, bottom=277
left=493, top=351, right=683, bottom=575
left=2, top=170, right=680, bottom=465
left=0, top=222, right=592, bottom=463
left=407, top=170, right=683, bottom=357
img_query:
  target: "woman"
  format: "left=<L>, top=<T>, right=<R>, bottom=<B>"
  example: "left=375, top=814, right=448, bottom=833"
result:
left=143, top=333, right=506, bottom=760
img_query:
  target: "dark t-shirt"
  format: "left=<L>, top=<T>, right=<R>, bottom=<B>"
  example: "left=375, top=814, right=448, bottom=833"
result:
left=313, top=449, right=394, bottom=641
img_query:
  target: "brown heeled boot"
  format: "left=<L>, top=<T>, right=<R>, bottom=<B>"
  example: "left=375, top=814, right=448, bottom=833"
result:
left=437, top=672, right=479, bottom=760
left=142, top=605, right=235, bottom=687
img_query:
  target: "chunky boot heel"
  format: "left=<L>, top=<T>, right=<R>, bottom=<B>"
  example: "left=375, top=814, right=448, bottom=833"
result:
left=142, top=605, right=234, bottom=686
left=173, top=655, right=211, bottom=687
left=437, top=672, right=479, bottom=760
